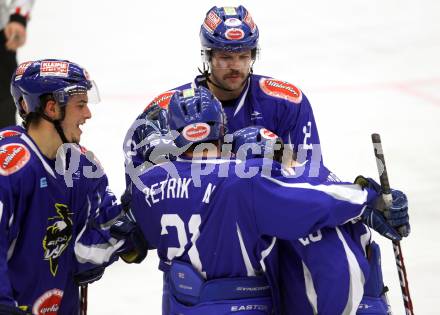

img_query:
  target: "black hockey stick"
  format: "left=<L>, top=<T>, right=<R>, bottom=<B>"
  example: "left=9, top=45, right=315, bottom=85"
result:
left=371, top=133, right=414, bottom=315
left=80, top=284, right=88, bottom=315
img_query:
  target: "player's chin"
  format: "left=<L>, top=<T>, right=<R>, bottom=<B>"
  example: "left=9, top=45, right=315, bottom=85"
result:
left=223, top=78, right=245, bottom=90
left=70, top=129, right=82, bottom=144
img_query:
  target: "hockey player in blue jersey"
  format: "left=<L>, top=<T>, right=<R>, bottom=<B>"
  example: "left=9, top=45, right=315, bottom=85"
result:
left=0, top=59, right=128, bottom=315
left=120, top=5, right=409, bottom=314
left=231, top=126, right=410, bottom=315
left=124, top=5, right=321, bottom=180
left=114, top=87, right=409, bottom=315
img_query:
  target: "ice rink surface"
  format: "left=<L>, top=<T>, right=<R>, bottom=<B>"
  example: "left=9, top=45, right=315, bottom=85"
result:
left=18, top=0, right=440, bottom=313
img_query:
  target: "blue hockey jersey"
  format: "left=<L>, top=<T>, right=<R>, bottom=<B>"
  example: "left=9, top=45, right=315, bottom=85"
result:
left=274, top=166, right=375, bottom=315
left=0, top=127, right=123, bottom=315
left=129, top=157, right=377, bottom=314
left=124, top=73, right=323, bottom=180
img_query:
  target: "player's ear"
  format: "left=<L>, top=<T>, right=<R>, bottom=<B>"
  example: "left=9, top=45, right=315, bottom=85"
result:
left=43, top=99, right=60, bottom=119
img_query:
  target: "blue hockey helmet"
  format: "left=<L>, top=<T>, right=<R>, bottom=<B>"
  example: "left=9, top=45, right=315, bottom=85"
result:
left=10, top=62, right=27, bottom=117
left=232, top=126, right=284, bottom=161
left=200, top=6, right=259, bottom=53
left=11, top=59, right=100, bottom=116
left=168, top=86, right=227, bottom=148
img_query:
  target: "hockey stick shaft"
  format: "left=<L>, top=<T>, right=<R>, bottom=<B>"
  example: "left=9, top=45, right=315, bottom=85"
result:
left=371, top=133, right=415, bottom=315
left=80, top=284, right=88, bottom=315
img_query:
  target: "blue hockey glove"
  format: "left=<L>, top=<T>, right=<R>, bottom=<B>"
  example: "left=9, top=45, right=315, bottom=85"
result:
left=355, top=176, right=410, bottom=240
left=384, top=189, right=410, bottom=237
left=136, top=109, right=178, bottom=165
left=0, top=304, right=32, bottom=315
left=74, top=266, right=105, bottom=286
left=361, top=205, right=402, bottom=241
left=110, top=213, right=148, bottom=264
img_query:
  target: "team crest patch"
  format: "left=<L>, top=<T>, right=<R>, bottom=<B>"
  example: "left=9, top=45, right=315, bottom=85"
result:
left=144, top=90, right=177, bottom=112
left=0, top=143, right=30, bottom=176
left=203, top=10, right=222, bottom=33
left=260, top=128, right=278, bottom=140
left=43, top=204, right=73, bottom=276
left=32, top=289, right=63, bottom=315
left=259, top=78, right=303, bottom=104
left=0, top=129, right=22, bottom=141
left=182, top=123, right=211, bottom=142
left=40, top=61, right=69, bottom=77
left=225, top=28, right=244, bottom=40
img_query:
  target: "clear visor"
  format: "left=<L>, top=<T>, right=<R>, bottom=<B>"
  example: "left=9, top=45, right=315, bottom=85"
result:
left=53, top=80, right=101, bottom=105
left=202, top=48, right=255, bottom=70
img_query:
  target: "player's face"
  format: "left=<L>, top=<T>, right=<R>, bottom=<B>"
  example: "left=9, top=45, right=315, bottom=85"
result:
left=61, top=94, right=92, bottom=144
left=210, top=50, right=253, bottom=91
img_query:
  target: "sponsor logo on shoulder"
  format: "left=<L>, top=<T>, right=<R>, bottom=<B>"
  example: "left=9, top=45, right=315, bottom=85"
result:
left=144, top=90, right=177, bottom=112
left=182, top=123, right=211, bottom=142
left=259, top=78, right=303, bottom=104
left=0, top=129, right=22, bottom=141
left=203, top=10, right=222, bottom=33
left=40, top=61, right=69, bottom=77
left=0, top=143, right=30, bottom=176
left=225, top=28, right=245, bottom=40
left=32, top=288, right=63, bottom=315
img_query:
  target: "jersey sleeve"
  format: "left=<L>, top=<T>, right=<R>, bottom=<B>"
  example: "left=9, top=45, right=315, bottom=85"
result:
left=249, top=175, right=377, bottom=240
left=0, top=185, right=16, bottom=306
left=74, top=156, right=124, bottom=270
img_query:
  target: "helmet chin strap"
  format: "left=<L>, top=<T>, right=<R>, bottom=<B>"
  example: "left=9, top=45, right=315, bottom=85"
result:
left=53, top=120, right=70, bottom=144
left=40, top=108, right=70, bottom=144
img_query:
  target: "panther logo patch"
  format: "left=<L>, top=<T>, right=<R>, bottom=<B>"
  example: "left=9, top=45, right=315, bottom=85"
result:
left=43, top=204, right=73, bottom=276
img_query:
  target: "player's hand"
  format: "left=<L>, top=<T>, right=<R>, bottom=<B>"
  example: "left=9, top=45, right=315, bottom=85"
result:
left=384, top=189, right=410, bottom=237
left=356, top=176, right=410, bottom=240
left=136, top=109, right=178, bottom=165
left=361, top=205, right=402, bottom=241
left=0, top=304, right=32, bottom=315
left=110, top=214, right=148, bottom=264
left=4, top=22, right=26, bottom=51
left=120, top=187, right=132, bottom=212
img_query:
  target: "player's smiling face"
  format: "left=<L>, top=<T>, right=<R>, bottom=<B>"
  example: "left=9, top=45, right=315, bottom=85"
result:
left=210, top=49, right=252, bottom=91
left=61, top=94, right=92, bottom=144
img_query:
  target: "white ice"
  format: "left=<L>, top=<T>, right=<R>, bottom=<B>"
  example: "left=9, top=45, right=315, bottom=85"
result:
left=19, top=0, right=440, bottom=313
